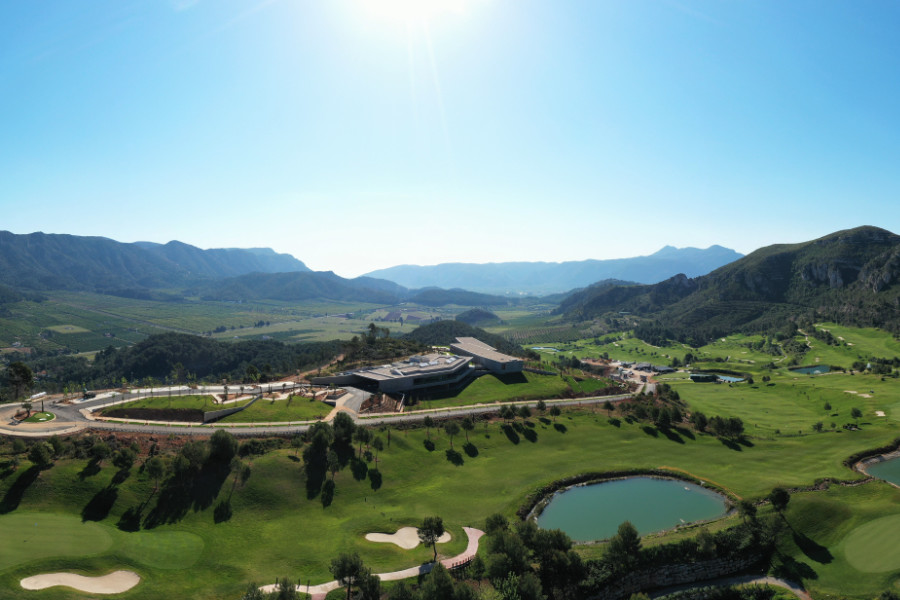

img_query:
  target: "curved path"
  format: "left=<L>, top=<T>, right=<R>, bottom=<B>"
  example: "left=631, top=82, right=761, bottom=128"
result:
left=649, top=574, right=810, bottom=600
left=261, top=527, right=484, bottom=600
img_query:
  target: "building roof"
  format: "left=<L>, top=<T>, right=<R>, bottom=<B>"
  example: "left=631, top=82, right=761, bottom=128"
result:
left=350, top=353, right=471, bottom=382
left=451, top=337, right=521, bottom=364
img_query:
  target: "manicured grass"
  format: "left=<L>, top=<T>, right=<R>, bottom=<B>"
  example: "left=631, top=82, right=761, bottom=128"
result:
left=104, top=395, right=223, bottom=412
left=44, top=324, right=91, bottom=334
left=414, top=372, right=615, bottom=409
left=23, top=412, right=55, bottom=423
left=842, top=514, right=900, bottom=573
left=0, top=512, right=113, bottom=570
left=218, top=397, right=331, bottom=423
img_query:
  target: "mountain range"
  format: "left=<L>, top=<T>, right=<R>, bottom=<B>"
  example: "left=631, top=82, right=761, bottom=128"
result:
left=558, top=226, right=900, bottom=342
left=362, top=245, right=744, bottom=295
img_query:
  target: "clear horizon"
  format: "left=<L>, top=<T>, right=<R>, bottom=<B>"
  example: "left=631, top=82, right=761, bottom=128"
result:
left=3, top=1, right=899, bottom=278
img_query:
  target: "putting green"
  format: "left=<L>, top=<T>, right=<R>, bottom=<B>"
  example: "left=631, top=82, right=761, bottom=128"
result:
left=843, top=514, right=900, bottom=572
left=0, top=512, right=112, bottom=570
left=118, top=531, right=205, bottom=570
left=24, top=412, right=55, bottom=423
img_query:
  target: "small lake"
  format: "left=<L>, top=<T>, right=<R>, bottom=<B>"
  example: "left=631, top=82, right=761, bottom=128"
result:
left=717, top=375, right=744, bottom=383
left=531, top=347, right=560, bottom=352
left=536, top=477, right=728, bottom=541
left=790, top=365, right=831, bottom=375
left=867, top=456, right=900, bottom=486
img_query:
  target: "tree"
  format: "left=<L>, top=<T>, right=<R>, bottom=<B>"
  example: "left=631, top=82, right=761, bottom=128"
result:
left=423, top=416, right=435, bottom=439
left=28, top=442, right=54, bottom=469
left=112, top=448, right=136, bottom=471
left=604, top=400, right=614, bottom=416
left=371, top=436, right=384, bottom=470
left=354, top=427, right=372, bottom=459
left=419, top=563, right=454, bottom=600
left=210, top=430, right=238, bottom=463
left=91, top=441, right=111, bottom=465
left=813, top=421, right=824, bottom=433
left=330, top=552, right=365, bottom=600
left=419, top=515, right=445, bottom=562
left=549, top=406, right=561, bottom=422
left=518, top=405, right=532, bottom=420
left=605, top=521, right=642, bottom=571
left=444, top=422, right=460, bottom=448
left=851, top=407, right=863, bottom=424
left=21, top=401, right=32, bottom=418
left=146, top=456, right=165, bottom=491
left=326, top=449, right=340, bottom=481
left=291, top=435, right=303, bottom=456
left=357, top=569, right=380, bottom=600
left=272, top=577, right=298, bottom=600
left=461, top=416, right=475, bottom=442
left=738, top=499, right=757, bottom=522
left=5, top=361, right=34, bottom=401
left=690, top=411, right=708, bottom=432
left=240, top=582, right=266, bottom=600
left=768, top=487, right=790, bottom=515
left=824, top=401, right=832, bottom=411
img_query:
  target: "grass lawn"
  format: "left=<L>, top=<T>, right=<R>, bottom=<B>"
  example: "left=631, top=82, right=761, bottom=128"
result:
left=23, top=412, right=55, bottom=423
left=413, top=372, right=616, bottom=409
left=218, top=397, right=331, bottom=423
left=103, top=395, right=223, bottom=412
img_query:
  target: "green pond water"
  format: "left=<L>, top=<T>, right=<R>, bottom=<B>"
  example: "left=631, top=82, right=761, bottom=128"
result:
left=790, top=365, right=831, bottom=375
left=536, top=477, right=728, bottom=541
left=867, top=457, right=900, bottom=486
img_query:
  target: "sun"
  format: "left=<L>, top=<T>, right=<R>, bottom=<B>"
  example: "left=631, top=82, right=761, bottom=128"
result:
left=358, top=0, right=473, bottom=24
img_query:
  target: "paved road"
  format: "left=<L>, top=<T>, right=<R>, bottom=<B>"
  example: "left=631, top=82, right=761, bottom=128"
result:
left=0, top=384, right=636, bottom=439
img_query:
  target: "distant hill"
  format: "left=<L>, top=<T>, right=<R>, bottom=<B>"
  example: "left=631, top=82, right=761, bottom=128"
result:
left=194, top=271, right=406, bottom=304
left=405, top=320, right=522, bottom=356
left=559, top=226, right=900, bottom=343
left=362, top=245, right=743, bottom=295
left=135, top=241, right=310, bottom=278
left=455, top=308, right=501, bottom=326
left=408, top=288, right=516, bottom=307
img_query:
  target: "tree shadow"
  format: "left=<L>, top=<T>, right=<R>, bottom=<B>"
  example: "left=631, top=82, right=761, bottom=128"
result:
left=463, top=443, right=479, bottom=458
left=305, top=463, right=326, bottom=500
left=369, top=470, right=382, bottom=491
left=641, top=425, right=659, bottom=438
left=351, top=459, right=369, bottom=481
left=738, top=437, right=754, bottom=448
left=111, top=469, right=131, bottom=485
left=719, top=438, right=743, bottom=451
left=793, top=531, right=833, bottom=564
left=82, top=485, right=118, bottom=522
left=423, top=439, right=435, bottom=452
left=501, top=425, right=520, bottom=445
left=321, top=480, right=335, bottom=508
left=214, top=499, right=233, bottom=523
left=143, top=461, right=230, bottom=529
left=287, top=455, right=300, bottom=463
left=659, top=428, right=685, bottom=444
left=553, top=423, right=567, bottom=434
left=674, top=426, right=694, bottom=440
left=522, top=428, right=538, bottom=443
left=445, top=449, right=464, bottom=466
left=539, top=417, right=551, bottom=425
left=79, top=458, right=101, bottom=480
left=117, top=505, right=143, bottom=531
left=607, top=418, right=621, bottom=428
left=772, top=553, right=818, bottom=581
left=0, top=466, right=40, bottom=514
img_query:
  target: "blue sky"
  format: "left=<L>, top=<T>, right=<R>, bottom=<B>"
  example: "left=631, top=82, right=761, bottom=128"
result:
left=2, top=0, right=899, bottom=277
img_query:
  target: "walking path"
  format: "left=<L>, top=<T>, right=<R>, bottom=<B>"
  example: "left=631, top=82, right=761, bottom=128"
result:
left=260, top=527, right=484, bottom=600
left=649, top=574, right=810, bottom=600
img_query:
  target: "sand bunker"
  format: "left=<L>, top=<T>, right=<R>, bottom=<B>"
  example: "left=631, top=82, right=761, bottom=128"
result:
left=876, top=411, right=886, bottom=417
left=21, top=570, right=140, bottom=594
left=366, top=527, right=452, bottom=549
left=845, top=390, right=858, bottom=394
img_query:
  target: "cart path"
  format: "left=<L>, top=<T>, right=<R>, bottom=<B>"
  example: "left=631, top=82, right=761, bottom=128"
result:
left=260, top=527, right=484, bottom=600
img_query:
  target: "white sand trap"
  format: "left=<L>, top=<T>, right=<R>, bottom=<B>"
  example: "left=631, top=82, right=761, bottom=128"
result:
left=366, top=527, right=451, bottom=549
left=845, top=390, right=858, bottom=394
left=21, top=570, right=140, bottom=594
left=876, top=411, right=886, bottom=417
left=860, top=394, right=873, bottom=398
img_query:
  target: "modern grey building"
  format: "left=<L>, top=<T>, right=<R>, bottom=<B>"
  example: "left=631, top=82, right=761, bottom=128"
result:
left=311, top=353, right=474, bottom=394
left=449, top=337, right=523, bottom=374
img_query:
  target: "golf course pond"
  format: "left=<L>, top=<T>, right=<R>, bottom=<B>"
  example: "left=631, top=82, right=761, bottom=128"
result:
left=866, top=455, right=900, bottom=487
left=789, top=365, right=831, bottom=375
left=536, top=477, right=729, bottom=541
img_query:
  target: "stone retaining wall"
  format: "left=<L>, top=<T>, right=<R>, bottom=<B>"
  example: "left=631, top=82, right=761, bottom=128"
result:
left=203, top=394, right=261, bottom=423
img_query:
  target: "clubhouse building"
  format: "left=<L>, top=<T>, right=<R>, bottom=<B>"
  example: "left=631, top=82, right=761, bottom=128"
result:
left=311, top=337, right=522, bottom=394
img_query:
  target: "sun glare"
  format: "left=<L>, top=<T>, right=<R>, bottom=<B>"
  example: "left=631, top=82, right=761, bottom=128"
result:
left=359, top=0, right=472, bottom=23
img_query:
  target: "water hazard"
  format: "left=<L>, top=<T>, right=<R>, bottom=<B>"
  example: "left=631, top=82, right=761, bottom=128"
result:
left=867, top=456, right=900, bottom=487
left=790, top=365, right=831, bottom=375
left=536, top=477, right=728, bottom=541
